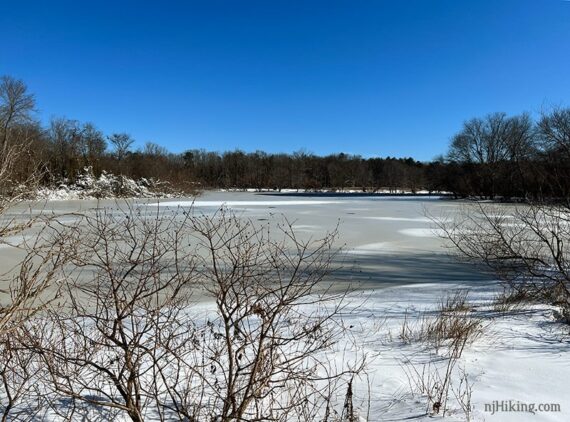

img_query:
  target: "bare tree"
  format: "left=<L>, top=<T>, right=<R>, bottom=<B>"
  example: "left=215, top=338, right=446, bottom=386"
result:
left=537, top=107, right=570, bottom=158
left=108, top=133, right=134, bottom=161
left=447, top=113, right=537, bottom=198
left=0, top=76, right=38, bottom=204
left=79, top=123, right=107, bottom=171
left=0, top=76, right=35, bottom=159
left=448, top=114, right=509, bottom=165
left=0, top=79, right=68, bottom=339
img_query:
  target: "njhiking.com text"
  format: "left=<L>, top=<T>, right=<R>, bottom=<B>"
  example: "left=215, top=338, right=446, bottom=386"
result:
left=484, top=400, right=561, bottom=415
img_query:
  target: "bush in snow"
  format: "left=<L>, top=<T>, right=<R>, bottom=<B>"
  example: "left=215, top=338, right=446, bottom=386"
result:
left=36, top=167, right=177, bottom=200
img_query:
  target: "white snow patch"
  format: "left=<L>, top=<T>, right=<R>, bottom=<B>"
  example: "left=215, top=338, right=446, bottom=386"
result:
left=399, top=228, right=444, bottom=238
left=364, top=216, right=432, bottom=223
left=2, top=280, right=569, bottom=421
left=291, top=224, right=322, bottom=232
left=332, top=284, right=570, bottom=421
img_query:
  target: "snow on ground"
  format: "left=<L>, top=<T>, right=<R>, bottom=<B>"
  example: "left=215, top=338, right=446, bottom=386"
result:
left=134, top=193, right=570, bottom=422
left=218, top=188, right=449, bottom=195
left=2, top=281, right=566, bottom=421
left=335, top=282, right=570, bottom=421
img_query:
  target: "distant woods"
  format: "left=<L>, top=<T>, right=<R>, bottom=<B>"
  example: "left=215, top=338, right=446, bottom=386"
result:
left=1, top=75, right=570, bottom=199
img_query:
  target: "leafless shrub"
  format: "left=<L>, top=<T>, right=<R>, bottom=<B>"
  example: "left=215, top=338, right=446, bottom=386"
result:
left=0, top=218, right=77, bottom=419
left=341, top=376, right=356, bottom=422
left=0, top=333, right=37, bottom=421
left=401, top=291, right=482, bottom=418
left=0, top=219, right=76, bottom=334
left=0, top=74, right=54, bottom=341
left=492, top=287, right=529, bottom=314
left=452, top=366, right=474, bottom=422
left=439, top=290, right=471, bottom=312
left=403, top=333, right=471, bottom=417
left=403, top=359, right=441, bottom=414
left=19, top=206, right=365, bottom=421
left=427, top=312, right=481, bottom=355
left=399, top=309, right=414, bottom=344
left=437, top=202, right=570, bottom=320
left=20, top=206, right=200, bottom=421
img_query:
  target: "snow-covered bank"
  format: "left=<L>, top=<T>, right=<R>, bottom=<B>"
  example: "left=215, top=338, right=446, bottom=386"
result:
left=1, top=281, right=567, bottom=421
left=34, top=167, right=180, bottom=200
left=339, top=282, right=570, bottom=421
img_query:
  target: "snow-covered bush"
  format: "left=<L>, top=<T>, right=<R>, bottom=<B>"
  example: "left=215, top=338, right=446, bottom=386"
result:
left=36, top=167, right=176, bottom=200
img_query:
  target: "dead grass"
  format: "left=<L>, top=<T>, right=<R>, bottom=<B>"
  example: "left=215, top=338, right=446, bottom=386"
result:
left=400, top=290, right=483, bottom=352
left=401, top=291, right=483, bottom=417
left=492, top=288, right=529, bottom=314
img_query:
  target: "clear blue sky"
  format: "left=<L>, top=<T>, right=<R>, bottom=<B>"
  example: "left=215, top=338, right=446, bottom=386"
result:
left=2, top=0, right=569, bottom=161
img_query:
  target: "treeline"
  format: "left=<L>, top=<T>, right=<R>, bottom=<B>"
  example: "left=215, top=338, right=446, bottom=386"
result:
left=444, top=110, right=570, bottom=200
left=183, top=150, right=427, bottom=192
left=1, top=75, right=570, bottom=199
left=7, top=117, right=191, bottom=192
left=176, top=110, right=570, bottom=200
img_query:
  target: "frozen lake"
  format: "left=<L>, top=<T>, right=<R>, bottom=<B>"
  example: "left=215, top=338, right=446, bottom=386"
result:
left=148, top=191, right=494, bottom=290
left=1, top=191, right=494, bottom=293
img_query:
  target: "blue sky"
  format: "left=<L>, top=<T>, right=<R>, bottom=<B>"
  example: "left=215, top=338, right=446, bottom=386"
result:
left=1, top=0, right=569, bottom=161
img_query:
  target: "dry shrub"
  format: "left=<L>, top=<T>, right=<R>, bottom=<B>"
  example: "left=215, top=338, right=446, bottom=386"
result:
left=452, top=366, right=475, bottom=422
left=8, top=205, right=366, bottom=421
left=492, top=287, right=530, bottom=314
left=439, top=290, right=471, bottom=312
left=401, top=291, right=482, bottom=417
left=437, top=202, right=570, bottom=323
left=403, top=329, right=476, bottom=417
left=400, top=290, right=483, bottom=352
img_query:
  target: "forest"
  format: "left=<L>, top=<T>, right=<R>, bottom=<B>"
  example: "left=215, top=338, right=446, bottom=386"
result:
left=2, top=75, right=570, bottom=200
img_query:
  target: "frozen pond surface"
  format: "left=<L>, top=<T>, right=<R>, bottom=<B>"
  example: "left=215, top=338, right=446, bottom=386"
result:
left=148, top=191, right=494, bottom=290
left=0, top=191, right=494, bottom=295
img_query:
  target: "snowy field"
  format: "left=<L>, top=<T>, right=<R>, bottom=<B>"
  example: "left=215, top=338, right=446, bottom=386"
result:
left=1, top=191, right=568, bottom=421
